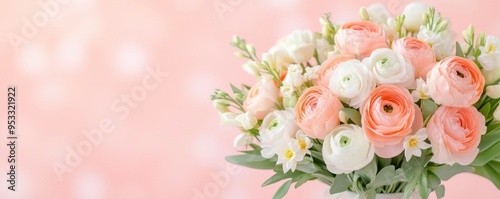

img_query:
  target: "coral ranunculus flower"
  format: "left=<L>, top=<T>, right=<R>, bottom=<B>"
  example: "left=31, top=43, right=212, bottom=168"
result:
left=360, top=85, right=423, bottom=158
left=334, top=21, right=388, bottom=58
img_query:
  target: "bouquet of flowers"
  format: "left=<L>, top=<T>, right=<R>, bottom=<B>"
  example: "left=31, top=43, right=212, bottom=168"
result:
left=211, top=2, right=500, bottom=199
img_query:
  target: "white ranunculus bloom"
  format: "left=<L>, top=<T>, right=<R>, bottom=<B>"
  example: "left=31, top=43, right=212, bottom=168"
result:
left=233, top=133, right=253, bottom=148
left=328, top=60, right=376, bottom=108
left=402, top=2, right=428, bottom=32
left=478, top=36, right=500, bottom=71
left=486, top=84, right=500, bottom=99
left=366, top=3, right=391, bottom=25
left=235, top=112, right=258, bottom=130
left=322, top=124, right=375, bottom=174
left=279, top=30, right=317, bottom=63
left=417, top=26, right=455, bottom=60
left=259, top=109, right=299, bottom=158
left=363, top=48, right=415, bottom=88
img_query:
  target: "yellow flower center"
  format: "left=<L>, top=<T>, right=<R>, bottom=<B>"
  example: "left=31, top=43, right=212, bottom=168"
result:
left=419, top=90, right=428, bottom=99
left=299, top=140, right=307, bottom=150
left=488, top=44, right=496, bottom=53
left=408, top=138, right=418, bottom=148
left=285, top=149, right=294, bottom=159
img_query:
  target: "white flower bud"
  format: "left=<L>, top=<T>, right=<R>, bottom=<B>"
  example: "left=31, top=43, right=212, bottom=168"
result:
left=339, top=110, right=349, bottom=124
left=213, top=99, right=229, bottom=113
left=242, top=61, right=261, bottom=77
left=486, top=85, right=500, bottom=99
left=234, top=133, right=253, bottom=148
left=220, top=112, right=240, bottom=127
left=359, top=7, right=370, bottom=21
left=494, top=104, right=500, bottom=121
left=236, top=112, right=258, bottom=130
left=402, top=2, right=429, bottom=32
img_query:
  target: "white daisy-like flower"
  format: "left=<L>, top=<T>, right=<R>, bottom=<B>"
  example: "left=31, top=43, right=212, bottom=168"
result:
left=295, top=130, right=313, bottom=154
left=276, top=138, right=304, bottom=173
left=411, top=78, right=430, bottom=102
left=403, top=128, right=432, bottom=161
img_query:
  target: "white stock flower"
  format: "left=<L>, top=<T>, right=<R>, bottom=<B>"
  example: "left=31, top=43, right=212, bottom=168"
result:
left=411, top=78, right=430, bottom=102
left=328, top=60, right=376, bottom=108
left=235, top=112, right=258, bottom=130
left=316, top=37, right=334, bottom=63
left=322, top=124, right=375, bottom=174
left=366, top=3, right=391, bottom=25
left=417, top=26, right=455, bottom=60
left=280, top=85, right=295, bottom=97
left=276, top=138, right=304, bottom=173
left=283, top=64, right=305, bottom=87
left=304, top=65, right=321, bottom=80
left=233, top=133, right=253, bottom=148
left=486, top=84, right=500, bottom=99
left=259, top=109, right=299, bottom=158
left=213, top=99, right=229, bottom=113
left=478, top=36, right=500, bottom=71
left=403, top=128, right=431, bottom=161
left=363, top=48, right=415, bottom=88
left=280, top=30, right=316, bottom=63
left=402, top=2, right=429, bottom=32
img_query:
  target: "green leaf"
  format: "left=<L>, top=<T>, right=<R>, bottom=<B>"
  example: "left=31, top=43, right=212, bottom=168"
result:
left=480, top=103, right=492, bottom=118
left=477, top=122, right=500, bottom=151
left=230, top=83, right=242, bottom=94
left=296, top=161, right=319, bottom=174
left=367, top=166, right=407, bottom=189
left=294, top=174, right=315, bottom=189
left=435, top=185, right=445, bottom=199
left=340, top=108, right=362, bottom=126
left=418, top=172, right=431, bottom=199
left=474, top=161, right=500, bottom=189
left=225, top=154, right=277, bottom=170
left=429, top=164, right=474, bottom=180
left=357, top=159, right=377, bottom=184
left=471, top=142, right=500, bottom=166
left=330, top=174, right=351, bottom=194
left=273, top=180, right=292, bottom=199
left=421, top=99, right=438, bottom=119
left=456, top=41, right=464, bottom=57
left=262, top=171, right=302, bottom=187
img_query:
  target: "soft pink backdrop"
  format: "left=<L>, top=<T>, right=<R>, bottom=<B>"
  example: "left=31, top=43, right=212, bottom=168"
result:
left=0, top=0, right=499, bottom=198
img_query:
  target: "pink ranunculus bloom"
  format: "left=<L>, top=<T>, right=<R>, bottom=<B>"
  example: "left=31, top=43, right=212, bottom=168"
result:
left=427, top=56, right=485, bottom=107
left=334, top=21, right=388, bottom=58
left=427, top=106, right=486, bottom=165
left=361, top=85, right=423, bottom=158
left=295, top=86, right=343, bottom=139
left=315, top=54, right=354, bottom=88
left=392, top=37, right=436, bottom=79
left=243, top=79, right=280, bottom=120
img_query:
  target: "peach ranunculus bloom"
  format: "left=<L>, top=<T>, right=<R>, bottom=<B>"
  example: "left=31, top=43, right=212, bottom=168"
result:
left=427, top=106, right=486, bottom=165
left=243, top=79, right=280, bottom=120
left=334, top=21, right=388, bottom=58
left=392, top=37, right=436, bottom=79
left=360, top=85, right=423, bottom=158
left=315, top=54, right=355, bottom=88
left=427, top=56, right=485, bottom=107
left=295, top=86, right=343, bottom=139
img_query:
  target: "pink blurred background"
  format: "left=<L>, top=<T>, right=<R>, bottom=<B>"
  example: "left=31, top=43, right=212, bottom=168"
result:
left=0, top=0, right=499, bottom=198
